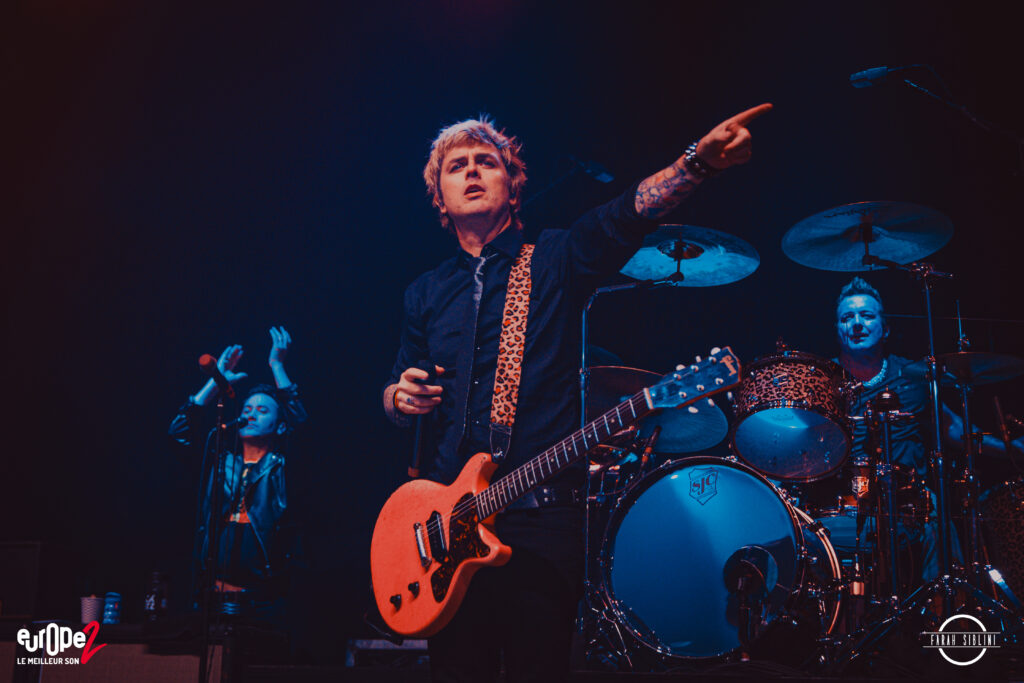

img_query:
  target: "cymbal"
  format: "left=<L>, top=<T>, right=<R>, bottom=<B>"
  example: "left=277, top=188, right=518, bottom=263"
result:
left=585, top=365, right=728, bottom=453
left=781, top=201, right=953, bottom=272
left=901, top=352, right=1024, bottom=387
left=620, top=225, right=759, bottom=286
left=585, top=344, right=623, bottom=367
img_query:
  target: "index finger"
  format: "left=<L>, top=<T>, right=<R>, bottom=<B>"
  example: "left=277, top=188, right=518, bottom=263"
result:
left=728, top=102, right=773, bottom=127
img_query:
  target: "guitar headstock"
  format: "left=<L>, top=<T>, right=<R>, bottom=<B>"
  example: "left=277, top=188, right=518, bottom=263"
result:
left=647, top=346, right=742, bottom=410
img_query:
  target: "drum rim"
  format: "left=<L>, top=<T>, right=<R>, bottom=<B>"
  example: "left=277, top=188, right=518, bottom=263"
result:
left=597, top=456, right=806, bottom=660
left=744, top=350, right=845, bottom=375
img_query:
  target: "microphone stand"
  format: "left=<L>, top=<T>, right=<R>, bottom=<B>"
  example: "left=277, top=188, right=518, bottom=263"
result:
left=199, top=395, right=232, bottom=683
left=579, top=278, right=675, bottom=669
left=897, top=74, right=1024, bottom=178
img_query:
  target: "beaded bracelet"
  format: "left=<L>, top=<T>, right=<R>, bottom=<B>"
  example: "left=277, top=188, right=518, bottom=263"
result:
left=682, top=141, right=721, bottom=179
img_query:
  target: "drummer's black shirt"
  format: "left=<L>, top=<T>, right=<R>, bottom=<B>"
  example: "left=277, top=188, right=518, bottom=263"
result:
left=846, top=354, right=932, bottom=478
left=385, top=183, right=657, bottom=491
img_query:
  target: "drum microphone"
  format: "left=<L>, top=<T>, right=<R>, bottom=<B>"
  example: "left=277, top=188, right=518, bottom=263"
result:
left=199, top=354, right=236, bottom=399
left=639, top=426, right=661, bottom=467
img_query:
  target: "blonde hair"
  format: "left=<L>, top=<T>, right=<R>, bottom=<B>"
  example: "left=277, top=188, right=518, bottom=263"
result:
left=836, top=276, right=885, bottom=317
left=423, top=115, right=527, bottom=233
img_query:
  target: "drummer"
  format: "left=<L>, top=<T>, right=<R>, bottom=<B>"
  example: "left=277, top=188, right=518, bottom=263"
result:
left=833, top=277, right=1023, bottom=581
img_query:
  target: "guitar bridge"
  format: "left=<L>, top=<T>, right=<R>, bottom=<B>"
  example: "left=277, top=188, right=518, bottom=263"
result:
left=413, top=522, right=431, bottom=568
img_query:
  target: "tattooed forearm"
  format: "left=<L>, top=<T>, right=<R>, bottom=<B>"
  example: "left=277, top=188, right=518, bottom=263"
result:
left=634, top=160, right=701, bottom=219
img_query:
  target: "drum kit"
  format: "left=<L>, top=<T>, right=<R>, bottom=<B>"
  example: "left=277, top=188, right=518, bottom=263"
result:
left=579, top=203, right=1024, bottom=672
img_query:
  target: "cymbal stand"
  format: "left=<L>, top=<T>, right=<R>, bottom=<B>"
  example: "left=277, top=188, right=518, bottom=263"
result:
left=952, top=303, right=983, bottom=569
left=861, top=253, right=954, bottom=580
left=949, top=316, right=1023, bottom=609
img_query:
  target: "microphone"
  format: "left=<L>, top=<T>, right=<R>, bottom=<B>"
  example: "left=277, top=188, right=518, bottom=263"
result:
left=199, top=354, right=236, bottom=399
left=849, top=65, right=918, bottom=88
left=408, top=360, right=437, bottom=478
left=639, top=425, right=661, bottom=467
left=220, top=415, right=250, bottom=430
left=569, top=155, right=615, bottom=183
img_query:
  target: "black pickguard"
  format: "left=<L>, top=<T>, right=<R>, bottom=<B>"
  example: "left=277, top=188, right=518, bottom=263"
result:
left=430, top=494, right=490, bottom=602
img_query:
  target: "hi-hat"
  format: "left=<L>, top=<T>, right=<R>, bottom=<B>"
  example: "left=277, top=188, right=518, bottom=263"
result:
left=586, top=366, right=728, bottom=453
left=781, top=201, right=953, bottom=272
left=901, top=352, right=1024, bottom=387
left=620, top=225, right=760, bottom=286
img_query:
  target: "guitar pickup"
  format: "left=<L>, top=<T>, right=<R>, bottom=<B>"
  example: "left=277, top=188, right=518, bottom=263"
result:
left=413, top=522, right=431, bottom=568
left=427, top=511, right=448, bottom=560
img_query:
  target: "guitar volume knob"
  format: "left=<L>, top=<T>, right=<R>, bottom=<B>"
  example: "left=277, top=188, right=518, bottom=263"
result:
left=390, top=594, right=402, bottom=609
left=408, top=582, right=420, bottom=597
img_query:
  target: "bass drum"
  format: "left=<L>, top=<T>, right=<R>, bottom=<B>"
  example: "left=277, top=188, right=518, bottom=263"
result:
left=599, top=457, right=840, bottom=661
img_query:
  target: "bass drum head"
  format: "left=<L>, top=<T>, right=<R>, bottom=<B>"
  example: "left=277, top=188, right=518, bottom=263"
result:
left=602, top=457, right=802, bottom=659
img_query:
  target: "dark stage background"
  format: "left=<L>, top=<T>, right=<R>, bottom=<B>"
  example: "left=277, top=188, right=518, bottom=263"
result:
left=7, top=0, right=1024, bottom=661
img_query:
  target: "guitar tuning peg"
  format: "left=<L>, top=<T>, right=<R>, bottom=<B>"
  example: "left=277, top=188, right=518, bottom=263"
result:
left=695, top=355, right=702, bottom=362
left=688, top=406, right=699, bottom=414
left=711, top=346, right=721, bottom=354
left=676, top=364, right=685, bottom=371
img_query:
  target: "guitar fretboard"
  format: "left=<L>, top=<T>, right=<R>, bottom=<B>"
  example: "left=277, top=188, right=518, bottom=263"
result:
left=474, top=391, right=652, bottom=519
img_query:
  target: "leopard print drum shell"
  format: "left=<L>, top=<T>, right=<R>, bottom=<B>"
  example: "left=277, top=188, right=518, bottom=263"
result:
left=730, top=351, right=851, bottom=482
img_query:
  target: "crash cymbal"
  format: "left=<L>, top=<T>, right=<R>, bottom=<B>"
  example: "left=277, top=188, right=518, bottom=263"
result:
left=620, top=225, right=760, bottom=286
left=782, top=201, right=953, bottom=272
left=586, top=366, right=728, bottom=453
left=901, top=352, right=1024, bottom=387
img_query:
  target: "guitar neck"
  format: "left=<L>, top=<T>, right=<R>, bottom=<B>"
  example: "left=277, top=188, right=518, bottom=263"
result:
left=475, top=390, right=653, bottom=519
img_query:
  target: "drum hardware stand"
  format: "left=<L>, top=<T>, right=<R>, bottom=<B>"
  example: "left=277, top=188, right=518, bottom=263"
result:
left=582, top=585, right=635, bottom=671
left=864, top=392, right=916, bottom=603
left=946, top=324, right=1024, bottom=610
left=828, top=267, right=1024, bottom=671
left=861, top=254, right=955, bottom=580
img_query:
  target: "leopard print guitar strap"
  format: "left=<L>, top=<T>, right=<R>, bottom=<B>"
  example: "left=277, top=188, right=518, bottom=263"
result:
left=489, top=243, right=535, bottom=462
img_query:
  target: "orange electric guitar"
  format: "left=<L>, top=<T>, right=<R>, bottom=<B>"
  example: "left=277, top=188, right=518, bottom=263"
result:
left=370, top=347, right=742, bottom=637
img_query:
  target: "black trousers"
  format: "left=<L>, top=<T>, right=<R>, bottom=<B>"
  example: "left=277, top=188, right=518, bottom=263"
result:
left=428, top=508, right=583, bottom=683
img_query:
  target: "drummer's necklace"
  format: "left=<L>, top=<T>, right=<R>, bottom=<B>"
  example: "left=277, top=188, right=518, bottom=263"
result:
left=862, top=358, right=888, bottom=388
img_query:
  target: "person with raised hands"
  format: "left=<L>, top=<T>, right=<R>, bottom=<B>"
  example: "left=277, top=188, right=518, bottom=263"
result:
left=169, top=326, right=306, bottom=628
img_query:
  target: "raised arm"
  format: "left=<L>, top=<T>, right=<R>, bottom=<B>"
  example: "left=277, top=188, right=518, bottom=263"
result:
left=169, top=344, right=247, bottom=448
left=191, top=344, right=248, bottom=406
left=635, top=103, right=773, bottom=219
left=268, top=326, right=294, bottom=389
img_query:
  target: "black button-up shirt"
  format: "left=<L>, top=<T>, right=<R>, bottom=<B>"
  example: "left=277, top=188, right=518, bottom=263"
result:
left=386, top=184, right=656, bottom=491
